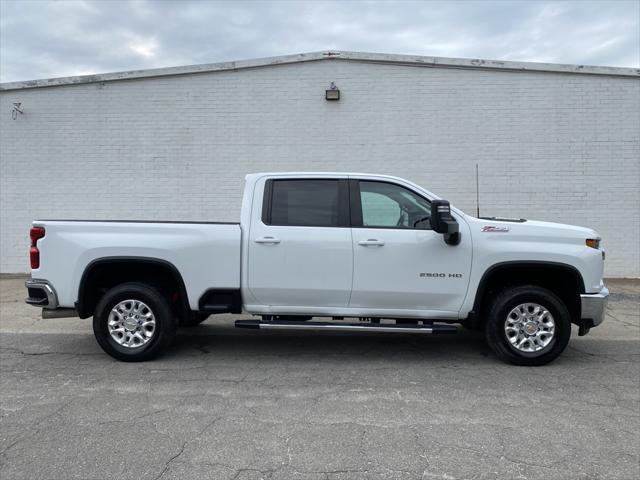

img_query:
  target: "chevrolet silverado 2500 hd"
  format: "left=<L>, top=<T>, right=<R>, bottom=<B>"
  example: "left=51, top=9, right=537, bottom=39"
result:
left=25, top=173, right=608, bottom=365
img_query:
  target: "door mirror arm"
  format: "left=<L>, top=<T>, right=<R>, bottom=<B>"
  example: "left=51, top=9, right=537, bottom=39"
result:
left=430, top=200, right=461, bottom=246
left=413, top=216, right=431, bottom=229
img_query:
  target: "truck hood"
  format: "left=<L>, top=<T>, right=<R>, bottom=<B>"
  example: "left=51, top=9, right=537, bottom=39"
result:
left=517, top=219, right=599, bottom=238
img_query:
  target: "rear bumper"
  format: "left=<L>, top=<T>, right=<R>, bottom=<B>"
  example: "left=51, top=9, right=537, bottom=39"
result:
left=578, top=285, right=609, bottom=335
left=25, top=279, right=58, bottom=309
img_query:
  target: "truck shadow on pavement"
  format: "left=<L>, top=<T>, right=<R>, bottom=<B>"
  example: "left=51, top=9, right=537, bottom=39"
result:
left=164, top=324, right=624, bottom=366
left=174, top=324, right=487, bottom=358
left=0, top=325, right=628, bottom=367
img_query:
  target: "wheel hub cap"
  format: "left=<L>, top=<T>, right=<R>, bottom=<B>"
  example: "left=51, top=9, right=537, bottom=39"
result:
left=504, top=303, right=555, bottom=353
left=108, top=299, right=156, bottom=348
left=124, top=317, right=138, bottom=331
left=524, top=321, right=539, bottom=335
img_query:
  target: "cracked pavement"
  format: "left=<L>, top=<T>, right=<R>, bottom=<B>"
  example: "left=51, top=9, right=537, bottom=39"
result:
left=1, top=277, right=638, bottom=479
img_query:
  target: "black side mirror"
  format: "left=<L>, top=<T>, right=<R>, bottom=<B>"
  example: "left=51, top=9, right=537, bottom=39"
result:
left=430, top=200, right=460, bottom=245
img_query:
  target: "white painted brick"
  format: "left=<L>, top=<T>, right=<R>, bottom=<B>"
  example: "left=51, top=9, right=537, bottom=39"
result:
left=1, top=60, right=638, bottom=276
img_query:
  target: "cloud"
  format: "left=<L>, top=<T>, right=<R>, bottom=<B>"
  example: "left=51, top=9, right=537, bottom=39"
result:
left=126, top=34, right=158, bottom=59
left=0, top=0, right=638, bottom=82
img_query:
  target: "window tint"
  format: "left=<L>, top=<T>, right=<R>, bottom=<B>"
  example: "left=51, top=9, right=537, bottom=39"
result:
left=269, top=180, right=340, bottom=227
left=359, top=181, right=431, bottom=229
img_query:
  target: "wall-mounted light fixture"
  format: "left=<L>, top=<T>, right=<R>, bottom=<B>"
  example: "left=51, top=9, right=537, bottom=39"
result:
left=325, top=82, right=340, bottom=101
left=11, top=102, right=23, bottom=120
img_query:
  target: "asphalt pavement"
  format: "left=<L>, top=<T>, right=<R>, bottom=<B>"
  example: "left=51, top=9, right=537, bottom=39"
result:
left=1, top=276, right=638, bottom=480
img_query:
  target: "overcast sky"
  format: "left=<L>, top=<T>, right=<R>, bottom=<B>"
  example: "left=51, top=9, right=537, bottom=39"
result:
left=1, top=0, right=638, bottom=83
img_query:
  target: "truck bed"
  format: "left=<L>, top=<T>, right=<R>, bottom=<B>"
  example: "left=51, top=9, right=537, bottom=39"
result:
left=31, top=220, right=242, bottom=310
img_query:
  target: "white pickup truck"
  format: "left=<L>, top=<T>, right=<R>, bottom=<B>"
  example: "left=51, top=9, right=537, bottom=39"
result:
left=25, top=172, right=608, bottom=365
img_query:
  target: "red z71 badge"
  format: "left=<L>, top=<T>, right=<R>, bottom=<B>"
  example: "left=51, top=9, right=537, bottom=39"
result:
left=481, top=225, right=510, bottom=232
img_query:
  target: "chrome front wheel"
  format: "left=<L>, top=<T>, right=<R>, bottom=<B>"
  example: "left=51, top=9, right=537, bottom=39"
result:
left=504, top=303, right=555, bottom=353
left=486, top=286, right=571, bottom=366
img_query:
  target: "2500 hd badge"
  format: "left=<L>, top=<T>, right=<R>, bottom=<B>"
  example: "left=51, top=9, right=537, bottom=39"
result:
left=419, top=273, right=463, bottom=278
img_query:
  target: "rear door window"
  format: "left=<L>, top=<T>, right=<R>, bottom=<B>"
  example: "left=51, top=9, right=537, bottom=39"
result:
left=265, top=179, right=342, bottom=227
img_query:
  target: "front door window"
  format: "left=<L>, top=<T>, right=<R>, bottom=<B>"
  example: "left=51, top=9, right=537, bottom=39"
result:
left=359, top=181, right=431, bottom=229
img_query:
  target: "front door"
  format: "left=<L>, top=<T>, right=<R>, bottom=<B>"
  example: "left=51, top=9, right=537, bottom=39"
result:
left=247, top=177, right=353, bottom=308
left=349, top=179, right=472, bottom=314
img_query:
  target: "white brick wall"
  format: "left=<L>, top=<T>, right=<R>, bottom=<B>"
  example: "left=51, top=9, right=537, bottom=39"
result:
left=1, top=58, right=639, bottom=276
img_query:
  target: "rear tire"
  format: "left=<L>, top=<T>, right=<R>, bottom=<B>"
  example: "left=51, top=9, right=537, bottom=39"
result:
left=484, top=285, right=571, bottom=366
left=93, top=282, right=176, bottom=362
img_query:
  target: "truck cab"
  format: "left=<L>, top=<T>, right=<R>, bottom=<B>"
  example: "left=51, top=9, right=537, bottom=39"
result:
left=241, top=173, right=472, bottom=319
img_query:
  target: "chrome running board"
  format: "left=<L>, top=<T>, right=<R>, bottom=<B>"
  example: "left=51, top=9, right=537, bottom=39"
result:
left=235, top=319, right=457, bottom=334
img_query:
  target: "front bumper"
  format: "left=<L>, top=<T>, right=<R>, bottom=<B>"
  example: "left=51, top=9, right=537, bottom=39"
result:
left=578, top=285, right=609, bottom=335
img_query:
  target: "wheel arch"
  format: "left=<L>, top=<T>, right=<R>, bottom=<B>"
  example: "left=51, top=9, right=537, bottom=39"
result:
left=76, top=256, right=190, bottom=319
left=472, top=261, right=585, bottom=324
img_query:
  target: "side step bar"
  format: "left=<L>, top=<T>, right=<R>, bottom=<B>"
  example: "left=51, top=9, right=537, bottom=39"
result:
left=42, top=308, right=79, bottom=319
left=200, top=304, right=234, bottom=313
left=235, top=319, right=458, bottom=334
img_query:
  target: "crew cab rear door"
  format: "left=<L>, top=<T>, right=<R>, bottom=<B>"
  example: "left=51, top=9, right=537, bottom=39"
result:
left=246, top=177, right=353, bottom=308
left=348, top=178, right=472, bottom=315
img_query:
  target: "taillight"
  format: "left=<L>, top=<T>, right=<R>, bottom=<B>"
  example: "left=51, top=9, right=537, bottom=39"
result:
left=586, top=238, right=600, bottom=249
left=30, top=226, right=45, bottom=269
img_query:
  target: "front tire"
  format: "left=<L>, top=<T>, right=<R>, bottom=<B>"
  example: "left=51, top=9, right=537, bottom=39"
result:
left=485, top=285, right=571, bottom=366
left=93, top=282, right=176, bottom=362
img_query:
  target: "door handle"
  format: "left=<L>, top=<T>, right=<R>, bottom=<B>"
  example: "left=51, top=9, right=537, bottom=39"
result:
left=358, top=239, right=385, bottom=246
left=254, top=236, right=281, bottom=244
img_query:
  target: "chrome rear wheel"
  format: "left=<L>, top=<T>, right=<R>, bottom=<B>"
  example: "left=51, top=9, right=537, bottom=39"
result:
left=108, top=299, right=156, bottom=348
left=94, top=282, right=176, bottom=362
